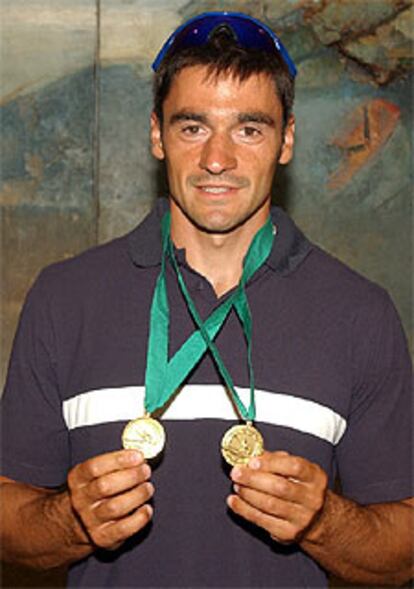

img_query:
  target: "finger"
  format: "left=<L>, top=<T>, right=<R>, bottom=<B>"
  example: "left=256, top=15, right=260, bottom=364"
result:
left=89, top=504, right=153, bottom=549
left=234, top=484, right=310, bottom=529
left=231, top=467, right=306, bottom=505
left=248, top=452, right=319, bottom=484
left=69, top=450, right=144, bottom=488
left=82, top=463, right=152, bottom=504
left=227, top=494, right=295, bottom=543
left=93, top=482, right=154, bottom=523
left=270, top=533, right=293, bottom=546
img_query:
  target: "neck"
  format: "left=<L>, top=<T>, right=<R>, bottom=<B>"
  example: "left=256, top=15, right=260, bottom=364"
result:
left=169, top=201, right=271, bottom=297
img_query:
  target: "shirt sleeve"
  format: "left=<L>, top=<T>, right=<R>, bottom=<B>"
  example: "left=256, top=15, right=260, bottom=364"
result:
left=1, top=270, right=70, bottom=487
left=335, top=289, right=413, bottom=505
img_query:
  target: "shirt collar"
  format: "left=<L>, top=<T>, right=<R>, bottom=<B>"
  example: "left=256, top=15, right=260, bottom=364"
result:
left=267, top=206, right=313, bottom=276
left=128, top=197, right=312, bottom=276
left=127, top=198, right=168, bottom=267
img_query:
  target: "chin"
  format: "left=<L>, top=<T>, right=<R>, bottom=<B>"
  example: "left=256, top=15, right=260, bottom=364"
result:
left=172, top=196, right=260, bottom=235
left=190, top=212, right=246, bottom=235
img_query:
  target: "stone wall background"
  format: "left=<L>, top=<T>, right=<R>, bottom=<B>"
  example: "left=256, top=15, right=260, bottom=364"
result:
left=0, top=0, right=412, bottom=587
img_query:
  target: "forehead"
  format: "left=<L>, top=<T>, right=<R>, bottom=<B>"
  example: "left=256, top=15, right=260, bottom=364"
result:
left=163, top=65, right=282, bottom=117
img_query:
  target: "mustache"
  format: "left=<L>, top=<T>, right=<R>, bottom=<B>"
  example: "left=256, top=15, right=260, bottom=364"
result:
left=189, top=175, right=250, bottom=189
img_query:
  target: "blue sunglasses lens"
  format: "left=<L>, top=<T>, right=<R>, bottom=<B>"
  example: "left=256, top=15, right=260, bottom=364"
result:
left=152, top=12, right=296, bottom=78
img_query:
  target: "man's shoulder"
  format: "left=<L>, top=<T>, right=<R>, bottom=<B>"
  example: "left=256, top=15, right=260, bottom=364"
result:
left=39, top=232, right=131, bottom=288
left=308, top=243, right=382, bottom=289
left=302, top=242, right=391, bottom=315
left=272, top=207, right=389, bottom=309
left=36, top=200, right=165, bottom=292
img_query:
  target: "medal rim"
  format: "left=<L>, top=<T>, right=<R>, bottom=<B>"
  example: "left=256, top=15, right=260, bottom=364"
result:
left=122, top=416, right=166, bottom=459
left=221, top=423, right=264, bottom=466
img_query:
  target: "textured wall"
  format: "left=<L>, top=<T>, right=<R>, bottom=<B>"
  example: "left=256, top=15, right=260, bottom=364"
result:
left=0, top=0, right=412, bottom=586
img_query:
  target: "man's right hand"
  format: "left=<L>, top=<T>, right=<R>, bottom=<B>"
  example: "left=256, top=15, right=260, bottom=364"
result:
left=67, top=449, right=154, bottom=550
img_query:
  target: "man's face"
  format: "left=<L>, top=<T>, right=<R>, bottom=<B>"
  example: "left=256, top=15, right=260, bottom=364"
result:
left=151, top=65, right=294, bottom=234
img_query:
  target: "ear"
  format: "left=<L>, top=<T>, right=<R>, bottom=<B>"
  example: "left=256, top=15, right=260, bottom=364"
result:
left=150, top=112, right=165, bottom=160
left=278, top=115, right=295, bottom=165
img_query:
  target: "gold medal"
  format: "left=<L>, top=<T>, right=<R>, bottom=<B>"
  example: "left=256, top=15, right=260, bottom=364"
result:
left=122, top=415, right=166, bottom=459
left=221, top=422, right=264, bottom=466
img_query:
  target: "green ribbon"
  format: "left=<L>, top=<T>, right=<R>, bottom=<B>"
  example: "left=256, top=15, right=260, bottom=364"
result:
left=144, top=211, right=274, bottom=422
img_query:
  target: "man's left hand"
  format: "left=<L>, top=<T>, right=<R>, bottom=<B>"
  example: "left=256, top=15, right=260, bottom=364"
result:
left=227, top=451, right=328, bottom=544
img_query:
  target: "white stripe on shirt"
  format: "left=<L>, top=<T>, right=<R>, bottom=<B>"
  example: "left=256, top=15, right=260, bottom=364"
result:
left=62, top=385, right=347, bottom=445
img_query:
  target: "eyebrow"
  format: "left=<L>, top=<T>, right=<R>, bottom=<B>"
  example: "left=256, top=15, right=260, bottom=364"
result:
left=169, top=111, right=208, bottom=125
left=168, top=110, right=276, bottom=128
left=238, top=112, right=275, bottom=127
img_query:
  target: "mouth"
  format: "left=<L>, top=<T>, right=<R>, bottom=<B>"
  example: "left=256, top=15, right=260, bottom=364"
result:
left=196, top=185, right=239, bottom=195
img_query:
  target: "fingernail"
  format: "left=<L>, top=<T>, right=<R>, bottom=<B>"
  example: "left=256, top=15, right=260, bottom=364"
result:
left=249, top=458, right=261, bottom=470
left=145, top=504, right=153, bottom=518
left=146, top=482, right=154, bottom=496
left=226, top=495, right=236, bottom=508
left=233, top=484, right=240, bottom=493
left=142, top=464, right=151, bottom=479
left=122, top=450, right=142, bottom=464
left=231, top=467, right=242, bottom=480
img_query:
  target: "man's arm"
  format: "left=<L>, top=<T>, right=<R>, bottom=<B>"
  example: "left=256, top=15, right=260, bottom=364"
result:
left=1, top=449, right=153, bottom=570
left=301, top=493, right=413, bottom=585
left=227, top=451, right=413, bottom=586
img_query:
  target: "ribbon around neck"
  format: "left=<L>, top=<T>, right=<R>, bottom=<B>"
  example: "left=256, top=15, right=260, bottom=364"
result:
left=144, top=211, right=275, bottom=422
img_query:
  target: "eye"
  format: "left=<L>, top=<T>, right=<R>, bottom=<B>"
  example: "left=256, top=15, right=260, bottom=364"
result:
left=182, top=124, right=203, bottom=135
left=178, top=123, right=209, bottom=141
left=235, top=125, right=264, bottom=143
left=241, top=126, right=261, bottom=137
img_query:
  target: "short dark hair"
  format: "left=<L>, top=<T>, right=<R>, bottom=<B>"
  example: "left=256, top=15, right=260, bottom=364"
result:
left=153, top=27, right=295, bottom=130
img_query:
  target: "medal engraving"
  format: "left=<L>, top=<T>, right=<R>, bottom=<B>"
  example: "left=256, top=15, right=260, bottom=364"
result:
left=221, top=423, right=264, bottom=466
left=122, top=417, right=166, bottom=459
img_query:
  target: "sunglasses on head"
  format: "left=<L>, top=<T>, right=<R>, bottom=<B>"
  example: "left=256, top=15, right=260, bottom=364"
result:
left=152, top=11, right=297, bottom=78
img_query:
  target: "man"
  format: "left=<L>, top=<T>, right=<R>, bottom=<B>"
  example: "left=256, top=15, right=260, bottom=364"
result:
left=1, top=11, right=412, bottom=588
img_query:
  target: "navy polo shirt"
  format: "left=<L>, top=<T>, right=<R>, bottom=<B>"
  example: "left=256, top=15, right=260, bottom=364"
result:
left=2, top=198, right=412, bottom=587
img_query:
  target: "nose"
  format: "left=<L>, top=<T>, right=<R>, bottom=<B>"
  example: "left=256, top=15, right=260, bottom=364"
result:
left=199, top=133, right=237, bottom=175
